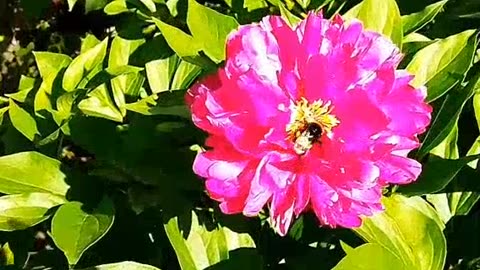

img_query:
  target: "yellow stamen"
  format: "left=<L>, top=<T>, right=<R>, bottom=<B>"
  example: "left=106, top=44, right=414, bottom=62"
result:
left=286, top=97, right=340, bottom=141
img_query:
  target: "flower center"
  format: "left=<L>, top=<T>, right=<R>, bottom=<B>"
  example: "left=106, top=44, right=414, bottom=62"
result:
left=286, top=97, right=339, bottom=155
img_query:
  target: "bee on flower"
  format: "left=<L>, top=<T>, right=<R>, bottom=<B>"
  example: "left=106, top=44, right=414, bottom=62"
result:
left=186, top=12, right=432, bottom=236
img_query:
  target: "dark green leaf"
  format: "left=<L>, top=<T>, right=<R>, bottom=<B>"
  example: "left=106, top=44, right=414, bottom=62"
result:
left=402, top=0, right=447, bottom=35
left=417, top=69, right=480, bottom=158
left=398, top=154, right=480, bottom=196
left=51, top=197, right=115, bottom=266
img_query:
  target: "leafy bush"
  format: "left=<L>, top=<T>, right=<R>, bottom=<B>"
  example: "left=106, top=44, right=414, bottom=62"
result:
left=0, top=0, right=479, bottom=269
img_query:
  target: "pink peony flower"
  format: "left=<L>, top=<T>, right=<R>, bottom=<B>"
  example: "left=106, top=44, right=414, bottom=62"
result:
left=186, top=13, right=432, bottom=236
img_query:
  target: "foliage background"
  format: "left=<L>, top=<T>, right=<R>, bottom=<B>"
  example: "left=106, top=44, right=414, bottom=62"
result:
left=0, top=0, right=479, bottom=269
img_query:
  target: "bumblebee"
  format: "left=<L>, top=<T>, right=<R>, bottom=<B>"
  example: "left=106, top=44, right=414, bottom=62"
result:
left=293, top=122, right=323, bottom=155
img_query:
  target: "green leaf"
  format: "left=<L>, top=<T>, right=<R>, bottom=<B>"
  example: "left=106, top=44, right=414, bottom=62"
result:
left=152, top=17, right=201, bottom=58
left=170, top=60, right=202, bottom=90
left=0, top=193, right=65, bottom=231
left=0, top=107, right=8, bottom=125
left=79, top=261, right=161, bottom=270
left=78, top=84, right=124, bottom=122
left=355, top=194, right=446, bottom=270
left=104, top=0, right=131, bottom=15
left=430, top=123, right=459, bottom=159
left=417, top=69, right=480, bottom=158
left=295, top=0, right=310, bottom=9
left=8, top=100, right=39, bottom=141
left=445, top=137, right=480, bottom=216
left=6, top=76, right=36, bottom=102
left=125, top=91, right=190, bottom=118
left=1, top=242, right=14, bottom=265
left=51, top=197, right=115, bottom=266
left=145, top=56, right=179, bottom=93
left=398, top=154, right=480, bottom=196
left=67, top=0, right=78, bottom=11
left=81, top=34, right=101, bottom=54
left=111, top=72, right=145, bottom=97
left=85, top=0, right=109, bottom=13
left=243, top=0, right=268, bottom=11
left=332, top=243, right=405, bottom=270
left=63, top=38, right=108, bottom=91
left=402, top=0, right=447, bottom=35
left=474, top=87, right=480, bottom=129
left=279, top=3, right=301, bottom=27
left=407, top=30, right=478, bottom=102
left=355, top=0, right=403, bottom=48
left=164, top=211, right=256, bottom=270
left=109, top=36, right=144, bottom=68
left=343, top=3, right=361, bottom=19
left=138, top=0, right=157, bottom=12
left=34, top=86, right=52, bottom=113
left=187, top=0, right=239, bottom=62
left=33, top=52, right=72, bottom=94
left=111, top=76, right=127, bottom=116
left=0, top=151, right=70, bottom=196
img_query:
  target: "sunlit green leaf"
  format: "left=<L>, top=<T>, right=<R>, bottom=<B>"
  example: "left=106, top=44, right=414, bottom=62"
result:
left=6, top=76, right=36, bottom=102
left=244, top=0, right=268, bottom=11
left=8, top=100, right=39, bottom=141
left=355, top=0, right=403, bottom=48
left=79, top=261, right=161, bottom=270
left=187, top=0, right=239, bottom=62
left=164, top=210, right=256, bottom=270
left=81, top=34, right=101, bottom=54
left=67, top=0, right=78, bottom=11
left=63, top=38, right=108, bottom=91
left=0, top=193, right=65, bottom=231
left=407, top=30, right=478, bottom=102
left=355, top=195, right=445, bottom=270
left=51, top=197, right=115, bottom=266
left=109, top=36, right=144, bottom=68
left=332, top=243, right=406, bottom=270
left=152, top=17, right=201, bottom=58
left=170, top=60, right=202, bottom=90
left=145, top=56, right=179, bottom=93
left=104, top=0, right=131, bottom=15
left=78, top=84, right=124, bottom=122
left=0, top=151, right=70, bottom=196
left=279, top=3, right=301, bottom=26
left=33, top=52, right=72, bottom=94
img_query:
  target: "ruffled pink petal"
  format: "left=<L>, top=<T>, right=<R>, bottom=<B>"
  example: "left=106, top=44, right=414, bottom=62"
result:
left=187, top=12, right=431, bottom=236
